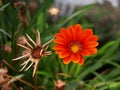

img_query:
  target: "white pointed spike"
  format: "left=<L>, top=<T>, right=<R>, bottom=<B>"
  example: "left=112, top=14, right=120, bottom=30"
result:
left=20, top=61, right=26, bottom=66
left=26, top=34, right=36, bottom=46
left=25, top=40, right=33, bottom=49
left=20, top=63, right=27, bottom=71
left=12, top=54, right=29, bottom=61
left=36, top=30, right=41, bottom=46
left=20, top=60, right=30, bottom=71
left=45, top=51, right=52, bottom=55
left=32, top=60, right=39, bottom=77
left=42, top=37, right=54, bottom=48
left=46, top=53, right=52, bottom=56
left=44, top=45, right=49, bottom=51
left=46, top=51, right=52, bottom=54
left=25, top=62, right=34, bottom=71
left=20, top=58, right=30, bottom=66
left=40, top=49, right=43, bottom=56
left=17, top=44, right=31, bottom=51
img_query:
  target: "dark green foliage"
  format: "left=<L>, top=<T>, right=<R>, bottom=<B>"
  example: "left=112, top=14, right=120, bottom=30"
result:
left=0, top=0, right=120, bottom=90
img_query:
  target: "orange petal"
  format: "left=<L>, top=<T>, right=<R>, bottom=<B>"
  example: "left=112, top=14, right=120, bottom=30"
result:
left=81, top=48, right=98, bottom=56
left=60, top=28, right=67, bottom=33
left=74, top=24, right=82, bottom=32
left=68, top=26, right=76, bottom=40
left=80, top=49, right=91, bottom=56
left=59, top=50, right=71, bottom=58
left=89, top=35, right=98, bottom=41
left=60, top=28, right=72, bottom=42
left=66, top=29, right=73, bottom=41
left=79, top=29, right=93, bottom=41
left=55, top=50, right=61, bottom=54
left=54, top=39, right=67, bottom=45
left=71, top=54, right=81, bottom=63
left=84, top=35, right=99, bottom=42
left=74, top=25, right=83, bottom=40
left=83, top=29, right=93, bottom=35
left=63, top=56, right=71, bottom=64
left=55, top=33, right=64, bottom=39
left=73, top=24, right=83, bottom=40
left=53, top=45, right=67, bottom=50
left=89, top=48, right=98, bottom=55
left=79, top=56, right=84, bottom=65
left=76, top=30, right=82, bottom=41
left=60, top=28, right=69, bottom=38
left=84, top=42, right=99, bottom=48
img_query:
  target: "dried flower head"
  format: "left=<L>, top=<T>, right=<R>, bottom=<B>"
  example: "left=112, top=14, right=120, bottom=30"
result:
left=53, top=24, right=99, bottom=64
left=4, top=44, right=12, bottom=53
left=48, top=7, right=60, bottom=16
left=0, top=67, right=8, bottom=76
left=13, top=1, right=29, bottom=27
left=0, top=68, right=12, bottom=90
left=13, top=30, right=54, bottom=77
left=28, top=1, right=38, bottom=12
left=54, top=79, right=66, bottom=90
left=17, top=36, right=26, bottom=45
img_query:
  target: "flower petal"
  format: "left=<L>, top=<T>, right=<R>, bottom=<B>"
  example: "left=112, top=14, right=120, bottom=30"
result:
left=68, top=26, right=78, bottom=40
left=55, top=33, right=64, bottom=39
left=59, top=50, right=71, bottom=58
left=83, top=35, right=99, bottom=42
left=54, top=39, right=67, bottom=45
left=79, top=56, right=84, bottom=65
left=53, top=45, right=67, bottom=50
left=89, top=48, right=98, bottom=55
left=80, top=48, right=91, bottom=56
left=55, top=50, right=61, bottom=54
left=60, top=28, right=70, bottom=37
left=74, top=24, right=82, bottom=32
left=83, top=29, right=93, bottom=35
left=81, top=48, right=97, bottom=56
left=63, top=56, right=71, bottom=64
left=84, top=42, right=99, bottom=48
left=88, top=35, right=98, bottom=41
left=60, top=28, right=72, bottom=42
left=71, top=54, right=81, bottom=63
left=79, top=29, right=93, bottom=42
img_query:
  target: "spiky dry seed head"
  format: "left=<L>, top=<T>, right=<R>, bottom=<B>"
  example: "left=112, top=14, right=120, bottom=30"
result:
left=13, top=30, right=54, bottom=77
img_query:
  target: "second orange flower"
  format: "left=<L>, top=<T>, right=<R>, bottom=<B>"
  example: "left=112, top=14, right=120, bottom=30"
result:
left=53, top=24, right=99, bottom=65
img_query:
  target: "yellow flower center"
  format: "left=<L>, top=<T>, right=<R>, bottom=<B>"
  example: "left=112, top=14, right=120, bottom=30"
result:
left=69, top=41, right=81, bottom=53
left=71, top=44, right=80, bottom=53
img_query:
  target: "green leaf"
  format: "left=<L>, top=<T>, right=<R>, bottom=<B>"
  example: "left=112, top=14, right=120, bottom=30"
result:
left=0, top=28, right=11, bottom=38
left=28, top=0, right=53, bottom=30
left=0, top=3, right=10, bottom=11
left=62, top=4, right=94, bottom=26
left=36, top=71, right=52, bottom=78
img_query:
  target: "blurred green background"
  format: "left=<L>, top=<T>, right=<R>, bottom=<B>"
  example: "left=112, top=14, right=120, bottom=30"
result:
left=0, top=0, right=120, bottom=90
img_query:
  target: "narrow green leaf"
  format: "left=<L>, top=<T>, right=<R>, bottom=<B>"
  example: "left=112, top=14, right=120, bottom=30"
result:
left=36, top=71, right=52, bottom=78
left=0, top=28, right=11, bottom=38
left=62, top=4, right=94, bottom=26
left=0, top=3, right=10, bottom=11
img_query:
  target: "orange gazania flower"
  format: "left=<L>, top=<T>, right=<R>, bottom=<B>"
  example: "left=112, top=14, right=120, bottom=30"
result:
left=53, top=24, right=99, bottom=65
